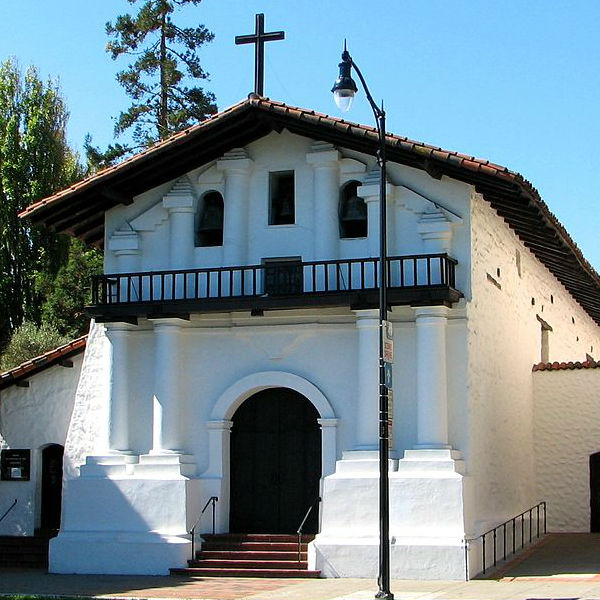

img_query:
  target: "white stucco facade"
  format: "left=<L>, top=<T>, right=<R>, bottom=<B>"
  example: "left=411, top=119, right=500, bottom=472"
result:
left=0, top=353, right=83, bottom=536
left=4, top=121, right=600, bottom=579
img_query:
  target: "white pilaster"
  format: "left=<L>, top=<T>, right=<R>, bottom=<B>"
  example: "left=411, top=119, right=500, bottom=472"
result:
left=318, top=418, right=339, bottom=476
left=354, top=309, right=380, bottom=450
left=163, top=179, right=196, bottom=270
left=358, top=170, right=394, bottom=260
left=105, top=324, right=135, bottom=453
left=415, top=306, right=450, bottom=448
left=217, top=149, right=253, bottom=266
left=152, top=320, right=185, bottom=453
left=204, top=420, right=233, bottom=478
left=418, top=209, right=453, bottom=254
left=109, top=230, right=141, bottom=273
left=306, top=144, right=340, bottom=260
left=108, top=231, right=142, bottom=301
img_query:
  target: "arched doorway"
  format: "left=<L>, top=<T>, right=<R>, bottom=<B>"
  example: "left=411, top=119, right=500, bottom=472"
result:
left=41, top=444, right=64, bottom=531
left=229, top=388, right=321, bottom=534
left=591, top=452, right=600, bottom=532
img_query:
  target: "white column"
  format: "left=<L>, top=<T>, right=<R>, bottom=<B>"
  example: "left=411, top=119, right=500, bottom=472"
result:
left=307, top=147, right=340, bottom=261
left=217, top=151, right=253, bottom=266
left=318, top=418, right=339, bottom=477
left=106, top=324, right=135, bottom=453
left=152, top=320, right=185, bottom=453
left=415, top=306, right=450, bottom=448
left=354, top=309, right=380, bottom=450
left=163, top=194, right=196, bottom=270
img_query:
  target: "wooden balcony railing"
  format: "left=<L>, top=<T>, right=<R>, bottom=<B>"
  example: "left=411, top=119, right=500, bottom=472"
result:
left=89, top=254, right=461, bottom=318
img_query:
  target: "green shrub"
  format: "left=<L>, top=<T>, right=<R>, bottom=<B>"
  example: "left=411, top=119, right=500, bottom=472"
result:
left=0, top=321, right=70, bottom=371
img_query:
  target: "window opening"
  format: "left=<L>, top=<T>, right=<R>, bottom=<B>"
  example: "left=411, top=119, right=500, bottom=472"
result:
left=269, top=171, right=295, bottom=225
left=537, top=315, right=552, bottom=363
left=196, top=191, right=224, bottom=247
left=339, top=180, right=367, bottom=238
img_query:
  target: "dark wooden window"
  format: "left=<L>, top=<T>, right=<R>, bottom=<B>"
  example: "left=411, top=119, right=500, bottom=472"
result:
left=269, top=171, right=295, bottom=225
left=339, top=180, right=367, bottom=238
left=263, top=257, right=303, bottom=295
left=196, top=191, right=224, bottom=247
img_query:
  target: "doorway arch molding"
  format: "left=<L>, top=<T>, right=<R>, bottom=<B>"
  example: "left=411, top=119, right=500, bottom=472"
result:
left=210, top=371, right=336, bottom=421
left=203, top=372, right=338, bottom=532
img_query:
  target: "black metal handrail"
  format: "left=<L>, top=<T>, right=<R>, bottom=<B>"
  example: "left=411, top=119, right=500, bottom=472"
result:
left=189, top=496, right=218, bottom=561
left=464, top=501, right=547, bottom=580
left=91, top=253, right=458, bottom=306
left=0, top=499, right=17, bottom=524
left=296, top=496, right=321, bottom=565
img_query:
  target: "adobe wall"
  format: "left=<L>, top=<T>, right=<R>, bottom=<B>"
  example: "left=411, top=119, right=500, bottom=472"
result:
left=465, top=191, right=600, bottom=539
left=0, top=354, right=82, bottom=535
left=533, top=366, right=600, bottom=531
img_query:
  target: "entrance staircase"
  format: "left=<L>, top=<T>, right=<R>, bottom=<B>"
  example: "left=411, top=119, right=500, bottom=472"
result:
left=170, top=533, right=321, bottom=578
left=0, top=530, right=56, bottom=568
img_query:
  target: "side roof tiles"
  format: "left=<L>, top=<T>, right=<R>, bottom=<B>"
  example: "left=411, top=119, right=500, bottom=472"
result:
left=0, top=335, right=87, bottom=390
left=533, top=360, right=600, bottom=372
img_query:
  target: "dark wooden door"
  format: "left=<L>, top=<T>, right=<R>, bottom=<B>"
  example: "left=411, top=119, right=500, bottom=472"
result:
left=591, top=452, right=600, bottom=532
left=41, top=445, right=64, bottom=530
left=230, top=388, right=321, bottom=534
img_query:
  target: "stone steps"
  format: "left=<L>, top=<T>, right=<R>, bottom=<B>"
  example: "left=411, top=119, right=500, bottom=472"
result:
left=170, top=533, right=320, bottom=578
left=0, top=534, right=53, bottom=568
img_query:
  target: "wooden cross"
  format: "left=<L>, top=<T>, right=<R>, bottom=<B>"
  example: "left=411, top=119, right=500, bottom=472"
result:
left=235, top=13, right=285, bottom=97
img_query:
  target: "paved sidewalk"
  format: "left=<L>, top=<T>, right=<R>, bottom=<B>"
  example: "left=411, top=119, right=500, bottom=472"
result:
left=1, top=534, right=600, bottom=600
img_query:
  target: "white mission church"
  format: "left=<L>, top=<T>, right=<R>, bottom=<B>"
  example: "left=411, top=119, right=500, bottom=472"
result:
left=1, top=95, right=600, bottom=580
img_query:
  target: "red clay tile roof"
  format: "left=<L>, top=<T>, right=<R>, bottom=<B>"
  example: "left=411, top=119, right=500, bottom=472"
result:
left=18, top=96, right=600, bottom=325
left=533, top=360, right=600, bottom=371
left=0, top=335, right=87, bottom=390
left=17, top=97, right=525, bottom=230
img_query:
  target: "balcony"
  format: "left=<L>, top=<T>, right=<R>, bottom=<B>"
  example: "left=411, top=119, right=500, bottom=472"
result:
left=88, top=254, right=462, bottom=321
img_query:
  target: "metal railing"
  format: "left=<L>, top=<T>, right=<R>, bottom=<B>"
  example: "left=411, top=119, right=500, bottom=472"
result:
left=464, top=501, right=547, bottom=580
left=0, top=499, right=17, bottom=524
left=91, top=253, right=458, bottom=306
left=189, top=496, right=218, bottom=560
left=296, top=496, right=321, bottom=565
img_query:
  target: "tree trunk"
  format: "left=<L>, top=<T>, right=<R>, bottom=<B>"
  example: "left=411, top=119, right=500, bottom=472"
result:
left=159, top=10, right=168, bottom=139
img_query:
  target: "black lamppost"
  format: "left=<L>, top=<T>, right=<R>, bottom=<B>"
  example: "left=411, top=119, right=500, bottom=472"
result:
left=332, top=44, right=394, bottom=600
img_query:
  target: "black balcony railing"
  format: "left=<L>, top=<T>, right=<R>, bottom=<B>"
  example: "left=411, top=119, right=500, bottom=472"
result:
left=89, top=254, right=460, bottom=317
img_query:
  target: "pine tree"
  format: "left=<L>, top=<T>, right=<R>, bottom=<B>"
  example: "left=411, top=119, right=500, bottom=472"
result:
left=39, top=238, right=103, bottom=338
left=105, top=0, right=217, bottom=153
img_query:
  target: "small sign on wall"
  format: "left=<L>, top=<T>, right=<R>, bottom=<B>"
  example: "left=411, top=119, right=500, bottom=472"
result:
left=1, top=449, right=31, bottom=481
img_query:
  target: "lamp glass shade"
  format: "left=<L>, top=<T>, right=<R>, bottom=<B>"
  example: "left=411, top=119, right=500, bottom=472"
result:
left=333, top=88, right=355, bottom=112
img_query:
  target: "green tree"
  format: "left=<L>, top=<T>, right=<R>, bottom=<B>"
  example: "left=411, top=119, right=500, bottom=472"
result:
left=0, top=58, right=82, bottom=349
left=39, top=238, right=103, bottom=338
left=105, top=0, right=217, bottom=153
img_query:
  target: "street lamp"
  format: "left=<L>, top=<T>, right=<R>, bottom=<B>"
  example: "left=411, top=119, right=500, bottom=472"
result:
left=332, top=43, right=393, bottom=600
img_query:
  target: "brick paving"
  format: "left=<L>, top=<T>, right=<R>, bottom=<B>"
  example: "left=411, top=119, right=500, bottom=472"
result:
left=3, top=535, right=600, bottom=600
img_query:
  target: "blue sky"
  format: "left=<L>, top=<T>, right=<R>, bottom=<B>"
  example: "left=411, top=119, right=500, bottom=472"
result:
left=1, top=1, right=599, bottom=270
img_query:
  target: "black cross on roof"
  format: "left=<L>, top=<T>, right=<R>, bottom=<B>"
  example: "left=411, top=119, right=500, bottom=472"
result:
left=235, top=13, right=285, bottom=97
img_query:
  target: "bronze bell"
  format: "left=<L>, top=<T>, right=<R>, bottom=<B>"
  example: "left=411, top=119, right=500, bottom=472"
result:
left=279, top=194, right=294, bottom=218
left=199, top=201, right=223, bottom=231
left=341, top=194, right=366, bottom=222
